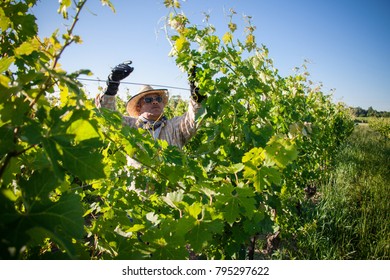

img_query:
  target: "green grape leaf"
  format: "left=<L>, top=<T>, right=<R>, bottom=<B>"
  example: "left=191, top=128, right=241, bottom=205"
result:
left=43, top=136, right=106, bottom=181
left=186, top=202, right=202, bottom=219
left=14, top=38, right=40, bottom=57
left=175, top=215, right=197, bottom=238
left=175, top=36, right=190, bottom=52
left=264, top=136, right=298, bottom=168
left=0, top=57, right=15, bottom=73
left=162, top=189, right=185, bottom=209
left=254, top=166, right=282, bottom=192
left=186, top=220, right=223, bottom=252
left=0, top=8, right=11, bottom=31
left=21, top=169, right=57, bottom=207
left=61, top=140, right=105, bottom=180
left=20, top=121, right=43, bottom=145
left=243, top=209, right=266, bottom=235
left=66, top=118, right=101, bottom=143
left=223, top=32, right=233, bottom=44
left=217, top=185, right=256, bottom=224
left=26, top=193, right=84, bottom=259
left=0, top=125, right=15, bottom=157
left=0, top=188, right=84, bottom=259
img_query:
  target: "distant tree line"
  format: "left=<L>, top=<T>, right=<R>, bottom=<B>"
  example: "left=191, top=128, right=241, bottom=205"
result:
left=350, top=106, right=390, bottom=118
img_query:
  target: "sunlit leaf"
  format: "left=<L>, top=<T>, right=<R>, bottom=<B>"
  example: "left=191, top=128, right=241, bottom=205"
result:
left=0, top=57, right=15, bottom=73
left=222, top=32, right=233, bottom=44
left=175, top=36, right=189, bottom=52
left=14, top=38, right=40, bottom=57
left=67, top=119, right=101, bottom=142
left=264, top=136, right=298, bottom=168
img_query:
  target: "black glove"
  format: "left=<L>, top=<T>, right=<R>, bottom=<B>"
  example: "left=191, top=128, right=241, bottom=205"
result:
left=189, top=66, right=205, bottom=103
left=105, top=61, right=134, bottom=95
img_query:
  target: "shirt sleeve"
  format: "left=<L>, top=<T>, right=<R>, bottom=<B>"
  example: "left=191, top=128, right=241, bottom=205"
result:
left=166, top=99, right=202, bottom=146
left=95, top=93, right=137, bottom=128
left=95, top=93, right=117, bottom=111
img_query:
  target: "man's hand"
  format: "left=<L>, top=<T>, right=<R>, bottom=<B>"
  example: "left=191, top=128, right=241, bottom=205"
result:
left=189, top=66, right=205, bottom=103
left=105, top=61, right=134, bottom=95
left=110, top=61, right=134, bottom=81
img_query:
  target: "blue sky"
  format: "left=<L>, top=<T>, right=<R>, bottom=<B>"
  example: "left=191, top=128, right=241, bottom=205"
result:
left=32, top=0, right=390, bottom=111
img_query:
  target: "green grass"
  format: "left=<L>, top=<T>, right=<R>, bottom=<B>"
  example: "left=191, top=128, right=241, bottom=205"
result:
left=295, top=125, right=390, bottom=259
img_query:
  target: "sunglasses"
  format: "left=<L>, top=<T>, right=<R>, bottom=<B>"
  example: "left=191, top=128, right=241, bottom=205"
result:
left=143, top=96, right=163, bottom=103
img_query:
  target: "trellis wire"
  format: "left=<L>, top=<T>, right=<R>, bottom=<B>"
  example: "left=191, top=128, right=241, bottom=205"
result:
left=77, top=77, right=190, bottom=91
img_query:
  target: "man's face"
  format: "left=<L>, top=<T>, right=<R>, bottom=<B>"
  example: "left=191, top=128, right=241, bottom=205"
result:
left=138, top=94, right=165, bottom=120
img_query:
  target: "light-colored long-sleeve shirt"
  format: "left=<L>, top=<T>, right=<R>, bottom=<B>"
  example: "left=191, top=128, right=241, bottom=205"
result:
left=96, top=94, right=201, bottom=149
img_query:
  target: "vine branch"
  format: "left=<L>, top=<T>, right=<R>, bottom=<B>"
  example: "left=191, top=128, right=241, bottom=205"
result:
left=29, top=0, right=87, bottom=109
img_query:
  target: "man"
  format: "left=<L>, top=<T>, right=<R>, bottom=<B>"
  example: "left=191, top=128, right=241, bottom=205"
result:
left=95, top=61, right=205, bottom=149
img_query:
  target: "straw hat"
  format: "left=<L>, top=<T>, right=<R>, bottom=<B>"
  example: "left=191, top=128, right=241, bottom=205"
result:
left=126, top=85, right=169, bottom=117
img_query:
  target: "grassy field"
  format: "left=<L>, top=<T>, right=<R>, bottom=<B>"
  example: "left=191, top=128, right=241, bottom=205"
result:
left=291, top=124, right=389, bottom=259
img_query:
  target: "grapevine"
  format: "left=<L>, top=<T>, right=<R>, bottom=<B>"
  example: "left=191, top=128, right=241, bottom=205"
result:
left=0, top=0, right=354, bottom=259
